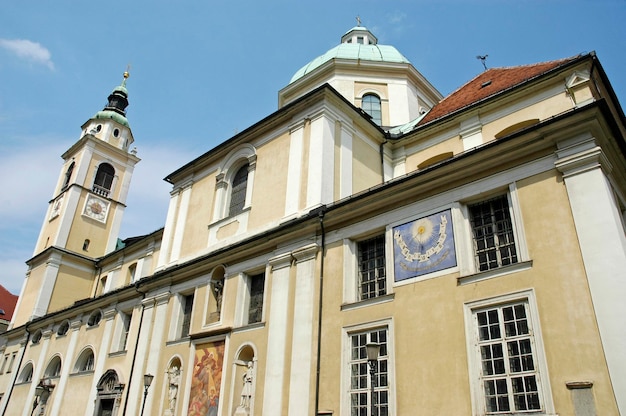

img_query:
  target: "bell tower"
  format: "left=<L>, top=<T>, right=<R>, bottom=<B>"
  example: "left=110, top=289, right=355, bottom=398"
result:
left=12, top=72, right=140, bottom=326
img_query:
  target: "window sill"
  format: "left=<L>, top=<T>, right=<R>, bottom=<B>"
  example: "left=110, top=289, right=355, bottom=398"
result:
left=458, top=260, right=533, bottom=285
left=108, top=350, right=127, bottom=358
left=70, top=370, right=95, bottom=377
left=166, top=337, right=191, bottom=347
left=341, top=293, right=395, bottom=312
left=233, top=321, right=265, bottom=333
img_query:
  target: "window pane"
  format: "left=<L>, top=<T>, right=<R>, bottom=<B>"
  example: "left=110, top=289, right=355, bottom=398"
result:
left=361, top=94, right=382, bottom=125
left=248, top=273, right=265, bottom=324
left=469, top=195, right=518, bottom=272
left=229, top=164, right=248, bottom=216
left=358, top=235, right=386, bottom=300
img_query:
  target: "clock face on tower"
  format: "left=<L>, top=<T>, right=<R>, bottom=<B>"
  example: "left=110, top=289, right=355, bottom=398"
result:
left=49, top=195, right=64, bottom=220
left=392, top=209, right=457, bottom=282
left=83, top=195, right=110, bottom=223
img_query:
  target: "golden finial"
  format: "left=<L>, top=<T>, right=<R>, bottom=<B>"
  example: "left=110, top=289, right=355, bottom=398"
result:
left=122, top=64, right=131, bottom=87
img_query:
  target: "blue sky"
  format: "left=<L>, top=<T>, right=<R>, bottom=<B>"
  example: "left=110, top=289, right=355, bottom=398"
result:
left=1, top=0, right=625, bottom=295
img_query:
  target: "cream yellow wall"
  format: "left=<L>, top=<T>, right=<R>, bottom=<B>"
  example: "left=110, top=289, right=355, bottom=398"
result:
left=315, top=168, right=618, bottom=414
left=481, top=91, right=574, bottom=143
left=12, top=268, right=44, bottom=326
left=352, top=136, right=382, bottom=194
left=48, top=263, right=95, bottom=313
left=180, top=173, right=216, bottom=258
left=404, top=136, right=464, bottom=174
left=248, top=132, right=290, bottom=229
left=64, top=193, right=110, bottom=255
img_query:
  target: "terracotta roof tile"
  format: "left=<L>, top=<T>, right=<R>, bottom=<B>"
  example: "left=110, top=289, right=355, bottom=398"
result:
left=0, top=285, right=18, bottom=321
left=418, top=56, right=582, bottom=126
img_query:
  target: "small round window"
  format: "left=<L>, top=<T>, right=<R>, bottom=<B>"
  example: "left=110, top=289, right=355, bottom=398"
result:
left=96, top=124, right=102, bottom=132
left=113, top=128, right=120, bottom=137
left=31, top=330, right=42, bottom=344
left=88, top=310, right=102, bottom=327
left=57, top=320, right=70, bottom=336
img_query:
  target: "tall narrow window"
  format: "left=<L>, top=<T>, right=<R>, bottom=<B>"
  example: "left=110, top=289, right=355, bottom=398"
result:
left=180, top=294, right=194, bottom=338
left=361, top=94, right=382, bottom=125
left=62, top=161, right=75, bottom=190
left=93, top=163, right=115, bottom=197
left=468, top=195, right=518, bottom=272
left=229, top=163, right=249, bottom=216
left=474, top=302, right=542, bottom=413
left=247, top=273, right=265, bottom=324
left=357, top=235, right=387, bottom=300
left=118, top=312, right=132, bottom=351
left=349, top=328, right=389, bottom=416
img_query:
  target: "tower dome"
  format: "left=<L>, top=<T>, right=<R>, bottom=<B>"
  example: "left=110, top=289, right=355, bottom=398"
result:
left=94, top=71, right=131, bottom=127
left=289, top=26, right=411, bottom=84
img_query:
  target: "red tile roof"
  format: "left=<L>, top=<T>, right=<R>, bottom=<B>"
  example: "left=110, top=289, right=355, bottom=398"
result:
left=0, top=285, right=18, bottom=321
left=418, top=56, right=582, bottom=126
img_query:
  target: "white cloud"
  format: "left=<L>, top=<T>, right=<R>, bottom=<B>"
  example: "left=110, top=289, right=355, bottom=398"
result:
left=0, top=39, right=54, bottom=70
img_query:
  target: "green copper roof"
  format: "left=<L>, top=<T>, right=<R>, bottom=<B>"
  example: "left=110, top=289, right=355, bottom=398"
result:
left=290, top=27, right=410, bottom=83
left=94, top=109, right=129, bottom=127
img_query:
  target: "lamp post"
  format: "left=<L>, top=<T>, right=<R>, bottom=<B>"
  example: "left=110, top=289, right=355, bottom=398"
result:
left=140, top=374, right=154, bottom=416
left=366, top=342, right=380, bottom=416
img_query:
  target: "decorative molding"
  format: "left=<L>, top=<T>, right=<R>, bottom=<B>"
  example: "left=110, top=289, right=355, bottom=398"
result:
left=292, top=244, right=319, bottom=263
left=268, top=253, right=292, bottom=270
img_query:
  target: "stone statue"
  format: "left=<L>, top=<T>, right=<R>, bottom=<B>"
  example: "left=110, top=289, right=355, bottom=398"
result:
left=212, top=280, right=224, bottom=314
left=167, top=366, right=180, bottom=411
left=239, top=362, right=254, bottom=409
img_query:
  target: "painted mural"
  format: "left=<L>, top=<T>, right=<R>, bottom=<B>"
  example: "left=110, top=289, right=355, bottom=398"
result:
left=187, top=340, right=225, bottom=416
left=393, top=209, right=457, bottom=281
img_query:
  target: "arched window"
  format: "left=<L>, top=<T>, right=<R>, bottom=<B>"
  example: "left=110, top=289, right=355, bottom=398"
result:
left=229, top=164, right=249, bottom=216
left=74, top=348, right=95, bottom=373
left=18, top=362, right=34, bottom=383
left=93, top=163, right=115, bottom=197
left=62, top=161, right=75, bottom=190
left=45, top=356, right=62, bottom=378
left=361, top=94, right=382, bottom=125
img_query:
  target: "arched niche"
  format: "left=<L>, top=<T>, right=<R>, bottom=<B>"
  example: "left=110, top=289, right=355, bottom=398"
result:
left=231, top=344, right=257, bottom=415
left=207, top=266, right=226, bottom=324
left=163, top=356, right=183, bottom=416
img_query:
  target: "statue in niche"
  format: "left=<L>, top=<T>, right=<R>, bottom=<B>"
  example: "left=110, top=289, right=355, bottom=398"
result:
left=211, top=279, right=224, bottom=320
left=167, top=365, right=181, bottom=412
left=238, top=362, right=254, bottom=410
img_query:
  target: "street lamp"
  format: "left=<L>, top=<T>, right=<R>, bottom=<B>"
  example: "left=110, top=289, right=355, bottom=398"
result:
left=140, top=373, right=154, bottom=416
left=366, top=342, right=380, bottom=416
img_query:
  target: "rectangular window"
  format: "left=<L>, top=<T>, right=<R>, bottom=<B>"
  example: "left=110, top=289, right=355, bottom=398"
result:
left=0, top=354, right=8, bottom=374
left=247, top=273, right=265, bottom=324
left=6, top=353, right=16, bottom=373
left=474, top=302, right=542, bottom=413
left=357, top=235, right=387, bottom=300
left=468, top=195, right=518, bottom=272
left=349, top=328, right=389, bottom=416
left=180, top=294, right=194, bottom=338
left=119, top=312, right=132, bottom=351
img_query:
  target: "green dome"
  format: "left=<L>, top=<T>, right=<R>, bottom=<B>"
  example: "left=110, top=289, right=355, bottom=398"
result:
left=290, top=27, right=410, bottom=83
left=94, top=109, right=129, bottom=127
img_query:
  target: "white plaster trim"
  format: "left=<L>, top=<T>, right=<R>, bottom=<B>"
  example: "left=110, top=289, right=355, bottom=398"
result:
left=284, top=123, right=304, bottom=217
left=170, top=184, right=193, bottom=262
left=157, top=190, right=180, bottom=269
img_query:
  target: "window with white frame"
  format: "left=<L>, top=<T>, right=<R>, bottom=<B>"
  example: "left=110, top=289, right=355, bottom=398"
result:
left=467, top=295, right=550, bottom=415
left=18, top=362, right=33, bottom=383
left=468, top=194, right=518, bottom=272
left=213, top=145, right=257, bottom=222
left=357, top=235, right=387, bottom=300
left=361, top=94, right=382, bottom=125
left=246, top=272, right=265, bottom=325
left=115, top=312, right=132, bottom=352
left=45, top=356, right=62, bottom=378
left=74, top=348, right=95, bottom=373
left=180, top=293, right=194, bottom=338
left=349, top=327, right=389, bottom=416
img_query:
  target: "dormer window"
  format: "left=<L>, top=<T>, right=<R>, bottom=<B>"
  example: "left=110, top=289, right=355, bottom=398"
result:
left=93, top=163, right=115, bottom=197
left=362, top=94, right=382, bottom=125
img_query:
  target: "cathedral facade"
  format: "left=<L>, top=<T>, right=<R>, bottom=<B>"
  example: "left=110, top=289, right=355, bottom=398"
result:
left=0, top=26, right=625, bottom=416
